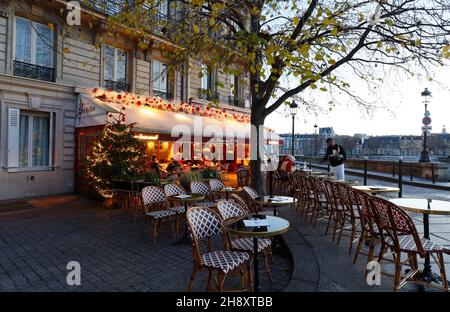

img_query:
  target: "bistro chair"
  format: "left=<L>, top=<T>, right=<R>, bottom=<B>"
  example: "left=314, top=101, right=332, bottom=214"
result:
left=216, top=200, right=273, bottom=286
left=230, top=193, right=251, bottom=214
left=291, top=171, right=309, bottom=214
left=352, top=188, right=380, bottom=276
left=163, top=183, right=188, bottom=214
left=190, top=181, right=217, bottom=208
left=110, top=179, right=140, bottom=219
left=370, top=196, right=449, bottom=291
left=334, top=183, right=363, bottom=254
left=308, top=177, right=330, bottom=226
left=141, top=186, right=178, bottom=243
left=186, top=207, right=249, bottom=292
left=237, top=166, right=250, bottom=187
left=209, top=179, right=226, bottom=201
left=243, top=186, right=261, bottom=214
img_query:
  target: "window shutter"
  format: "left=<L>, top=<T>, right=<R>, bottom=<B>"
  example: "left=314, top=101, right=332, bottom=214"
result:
left=7, top=108, right=20, bottom=171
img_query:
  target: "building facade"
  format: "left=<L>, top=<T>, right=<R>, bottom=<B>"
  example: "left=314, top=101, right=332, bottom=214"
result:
left=0, top=0, right=250, bottom=200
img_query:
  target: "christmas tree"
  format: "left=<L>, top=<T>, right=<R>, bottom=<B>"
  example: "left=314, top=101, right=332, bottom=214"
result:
left=85, top=111, right=149, bottom=198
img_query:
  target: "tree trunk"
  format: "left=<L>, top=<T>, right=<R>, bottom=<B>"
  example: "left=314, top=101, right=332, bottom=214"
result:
left=249, top=105, right=266, bottom=196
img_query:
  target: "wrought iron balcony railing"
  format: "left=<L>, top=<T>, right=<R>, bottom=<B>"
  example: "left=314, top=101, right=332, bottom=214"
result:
left=104, top=79, right=130, bottom=92
left=198, top=88, right=220, bottom=102
left=228, top=95, right=246, bottom=108
left=153, top=90, right=173, bottom=100
left=83, top=1, right=180, bottom=36
left=13, top=60, right=55, bottom=82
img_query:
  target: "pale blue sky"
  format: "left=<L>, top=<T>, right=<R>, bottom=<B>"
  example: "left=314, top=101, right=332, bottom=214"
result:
left=266, top=66, right=450, bottom=136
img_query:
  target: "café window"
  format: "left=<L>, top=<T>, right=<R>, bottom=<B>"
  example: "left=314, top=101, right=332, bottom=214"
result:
left=104, top=45, right=129, bottom=92
left=14, top=17, right=54, bottom=82
left=7, top=108, right=53, bottom=170
left=152, top=60, right=169, bottom=99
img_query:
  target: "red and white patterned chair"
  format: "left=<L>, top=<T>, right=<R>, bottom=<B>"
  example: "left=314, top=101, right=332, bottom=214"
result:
left=186, top=207, right=249, bottom=291
left=370, top=196, right=449, bottom=291
left=163, top=183, right=188, bottom=214
left=217, top=200, right=273, bottom=285
left=141, top=186, right=178, bottom=242
left=190, top=181, right=217, bottom=208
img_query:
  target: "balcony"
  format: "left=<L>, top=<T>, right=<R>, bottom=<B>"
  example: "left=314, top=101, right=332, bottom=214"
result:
left=104, top=79, right=130, bottom=92
left=153, top=90, right=173, bottom=100
left=84, top=1, right=180, bottom=37
left=198, top=88, right=220, bottom=102
left=85, top=0, right=133, bottom=16
left=227, top=95, right=246, bottom=108
left=13, top=61, right=55, bottom=82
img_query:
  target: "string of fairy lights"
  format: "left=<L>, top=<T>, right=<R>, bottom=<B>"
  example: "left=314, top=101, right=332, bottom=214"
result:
left=91, top=88, right=251, bottom=123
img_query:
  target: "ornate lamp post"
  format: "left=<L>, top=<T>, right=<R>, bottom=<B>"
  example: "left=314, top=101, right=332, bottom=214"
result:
left=289, top=101, right=298, bottom=156
left=314, top=124, right=318, bottom=157
left=419, top=88, right=432, bottom=163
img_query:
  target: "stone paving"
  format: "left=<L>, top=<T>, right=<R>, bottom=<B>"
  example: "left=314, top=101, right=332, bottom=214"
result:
left=1, top=175, right=449, bottom=292
left=0, top=195, right=290, bottom=292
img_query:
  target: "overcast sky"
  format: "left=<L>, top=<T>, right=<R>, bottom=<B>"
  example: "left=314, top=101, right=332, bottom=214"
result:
left=266, top=65, right=450, bottom=136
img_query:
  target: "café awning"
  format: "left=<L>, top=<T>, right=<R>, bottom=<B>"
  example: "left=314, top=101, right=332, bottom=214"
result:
left=76, top=94, right=251, bottom=141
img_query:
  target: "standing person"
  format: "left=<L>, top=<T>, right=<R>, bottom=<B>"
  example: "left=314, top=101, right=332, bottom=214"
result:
left=322, top=138, right=347, bottom=181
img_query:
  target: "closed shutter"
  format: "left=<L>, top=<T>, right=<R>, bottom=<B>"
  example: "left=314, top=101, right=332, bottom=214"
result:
left=7, top=108, right=20, bottom=171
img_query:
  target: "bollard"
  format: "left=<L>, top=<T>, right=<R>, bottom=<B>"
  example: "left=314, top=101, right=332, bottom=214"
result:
left=309, top=161, right=312, bottom=169
left=327, top=164, right=330, bottom=172
left=431, top=163, right=435, bottom=184
left=410, top=162, right=413, bottom=181
left=398, top=159, right=403, bottom=198
left=363, top=158, right=368, bottom=186
left=392, top=163, right=395, bottom=177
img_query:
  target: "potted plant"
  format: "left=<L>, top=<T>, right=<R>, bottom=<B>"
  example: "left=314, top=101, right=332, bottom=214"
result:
left=179, top=170, right=204, bottom=191
left=199, top=168, right=221, bottom=180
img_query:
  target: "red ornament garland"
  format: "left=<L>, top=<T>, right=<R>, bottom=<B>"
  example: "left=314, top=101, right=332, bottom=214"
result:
left=91, top=88, right=251, bottom=123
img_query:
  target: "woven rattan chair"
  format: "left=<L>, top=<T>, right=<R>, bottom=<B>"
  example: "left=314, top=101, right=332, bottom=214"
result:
left=230, top=193, right=251, bottom=214
left=352, top=188, right=380, bottom=276
left=186, top=207, right=249, bottom=291
left=216, top=200, right=273, bottom=287
left=209, top=179, right=225, bottom=201
left=190, top=181, right=217, bottom=208
left=163, top=183, right=188, bottom=214
left=370, top=197, right=449, bottom=291
left=141, top=186, right=178, bottom=243
left=237, top=166, right=250, bottom=187
left=243, top=186, right=261, bottom=214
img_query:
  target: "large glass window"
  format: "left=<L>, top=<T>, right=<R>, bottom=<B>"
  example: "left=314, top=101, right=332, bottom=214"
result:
left=200, top=63, right=213, bottom=91
left=152, top=60, right=168, bottom=94
left=104, top=45, right=128, bottom=83
left=104, top=45, right=128, bottom=91
left=14, top=17, right=54, bottom=81
left=15, top=17, right=53, bottom=67
left=18, top=112, right=50, bottom=168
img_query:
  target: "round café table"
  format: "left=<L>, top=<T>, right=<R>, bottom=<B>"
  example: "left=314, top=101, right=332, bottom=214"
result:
left=222, top=214, right=290, bottom=292
left=219, top=187, right=241, bottom=200
left=389, top=198, right=450, bottom=285
left=254, top=196, right=297, bottom=216
left=168, top=193, right=205, bottom=245
left=352, top=185, right=400, bottom=196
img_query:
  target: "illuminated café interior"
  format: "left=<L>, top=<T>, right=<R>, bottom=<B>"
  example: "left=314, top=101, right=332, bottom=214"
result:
left=75, top=89, right=253, bottom=173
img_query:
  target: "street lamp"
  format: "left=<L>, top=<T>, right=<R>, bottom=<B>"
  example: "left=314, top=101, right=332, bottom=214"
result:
left=314, top=124, right=318, bottom=157
left=289, top=101, right=298, bottom=156
left=419, top=88, right=432, bottom=163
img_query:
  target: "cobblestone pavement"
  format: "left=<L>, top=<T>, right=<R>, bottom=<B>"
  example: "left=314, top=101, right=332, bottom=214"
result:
left=0, top=195, right=291, bottom=292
